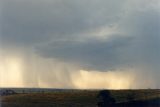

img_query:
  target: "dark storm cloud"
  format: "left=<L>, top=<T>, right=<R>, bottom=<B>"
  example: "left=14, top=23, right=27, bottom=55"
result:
left=36, top=36, right=133, bottom=70
left=36, top=7, right=160, bottom=71
left=1, top=0, right=126, bottom=46
left=123, top=9, right=160, bottom=66
left=0, top=0, right=160, bottom=88
left=1, top=0, right=159, bottom=70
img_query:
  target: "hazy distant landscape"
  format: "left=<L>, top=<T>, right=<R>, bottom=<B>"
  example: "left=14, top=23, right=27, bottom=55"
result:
left=0, top=88, right=160, bottom=107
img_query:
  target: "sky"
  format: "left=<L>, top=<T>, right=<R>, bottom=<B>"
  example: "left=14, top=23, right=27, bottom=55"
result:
left=0, top=0, right=160, bottom=89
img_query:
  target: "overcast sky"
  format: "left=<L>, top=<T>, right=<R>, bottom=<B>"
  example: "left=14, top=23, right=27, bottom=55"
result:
left=0, top=0, right=160, bottom=89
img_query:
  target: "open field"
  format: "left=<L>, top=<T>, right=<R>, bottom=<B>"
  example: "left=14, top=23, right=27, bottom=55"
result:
left=1, top=89, right=160, bottom=107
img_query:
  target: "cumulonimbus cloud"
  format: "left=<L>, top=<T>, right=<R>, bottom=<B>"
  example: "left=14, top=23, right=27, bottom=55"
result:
left=0, top=0, right=159, bottom=89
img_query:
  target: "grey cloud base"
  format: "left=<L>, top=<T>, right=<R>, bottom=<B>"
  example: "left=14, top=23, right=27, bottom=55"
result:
left=0, top=0, right=160, bottom=88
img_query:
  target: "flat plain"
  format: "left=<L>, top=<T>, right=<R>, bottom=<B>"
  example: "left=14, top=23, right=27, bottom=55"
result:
left=1, top=89, right=160, bottom=107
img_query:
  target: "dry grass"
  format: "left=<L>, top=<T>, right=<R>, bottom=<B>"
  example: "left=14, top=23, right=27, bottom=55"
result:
left=1, top=89, right=160, bottom=107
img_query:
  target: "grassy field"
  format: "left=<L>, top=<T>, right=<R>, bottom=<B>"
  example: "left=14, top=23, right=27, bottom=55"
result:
left=1, top=89, right=160, bottom=107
